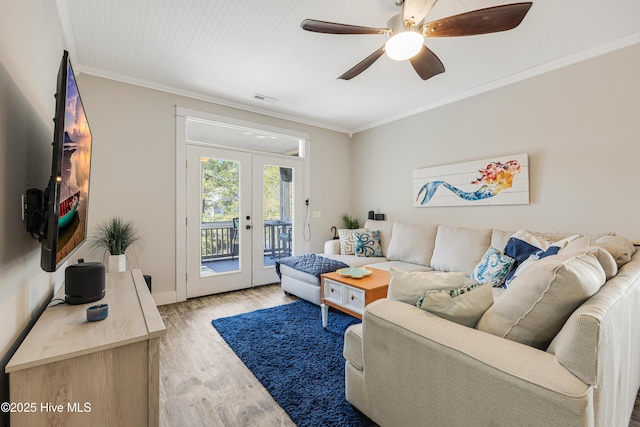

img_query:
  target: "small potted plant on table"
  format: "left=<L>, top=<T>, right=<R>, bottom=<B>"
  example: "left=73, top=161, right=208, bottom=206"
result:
left=341, top=213, right=360, bottom=229
left=90, top=216, right=142, bottom=273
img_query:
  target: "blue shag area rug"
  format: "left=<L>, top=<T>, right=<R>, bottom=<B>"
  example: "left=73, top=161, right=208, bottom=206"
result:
left=211, top=299, right=365, bottom=427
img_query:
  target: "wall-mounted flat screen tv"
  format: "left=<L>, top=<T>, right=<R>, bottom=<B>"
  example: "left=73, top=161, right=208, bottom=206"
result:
left=39, top=50, right=93, bottom=272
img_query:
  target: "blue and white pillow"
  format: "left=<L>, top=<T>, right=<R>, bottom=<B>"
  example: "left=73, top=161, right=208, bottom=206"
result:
left=353, top=230, right=383, bottom=257
left=503, top=230, right=577, bottom=287
left=471, top=247, right=515, bottom=288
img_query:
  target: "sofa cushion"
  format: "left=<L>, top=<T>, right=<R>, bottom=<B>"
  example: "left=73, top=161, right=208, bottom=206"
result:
left=322, top=253, right=386, bottom=268
left=491, top=229, right=515, bottom=252
left=476, top=250, right=606, bottom=349
left=353, top=230, right=383, bottom=257
left=338, top=228, right=368, bottom=255
left=430, top=225, right=492, bottom=275
left=416, top=282, right=493, bottom=327
left=386, top=221, right=438, bottom=266
left=595, top=235, right=636, bottom=268
left=560, top=237, right=618, bottom=280
left=344, top=324, right=364, bottom=371
left=387, top=268, right=466, bottom=306
left=471, top=247, right=515, bottom=287
left=362, top=260, right=432, bottom=273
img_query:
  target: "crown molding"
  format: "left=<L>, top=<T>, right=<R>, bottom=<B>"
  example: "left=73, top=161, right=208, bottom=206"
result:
left=78, top=65, right=351, bottom=135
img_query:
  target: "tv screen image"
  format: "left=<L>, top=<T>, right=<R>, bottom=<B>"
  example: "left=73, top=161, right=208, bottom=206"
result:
left=57, top=61, right=91, bottom=262
left=39, top=51, right=92, bottom=272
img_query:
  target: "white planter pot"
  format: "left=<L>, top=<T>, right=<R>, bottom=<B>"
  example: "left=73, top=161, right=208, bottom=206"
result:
left=108, top=254, right=127, bottom=273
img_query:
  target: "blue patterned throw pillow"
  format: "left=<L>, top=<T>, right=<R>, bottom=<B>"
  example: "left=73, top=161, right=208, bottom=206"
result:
left=471, top=247, right=515, bottom=288
left=353, top=230, right=383, bottom=257
left=503, top=230, right=579, bottom=287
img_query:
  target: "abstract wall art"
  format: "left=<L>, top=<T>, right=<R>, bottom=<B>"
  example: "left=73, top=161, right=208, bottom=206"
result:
left=413, top=153, right=529, bottom=207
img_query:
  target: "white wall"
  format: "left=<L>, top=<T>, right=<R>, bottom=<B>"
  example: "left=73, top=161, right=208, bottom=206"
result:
left=351, top=43, right=640, bottom=241
left=0, top=0, right=67, bottom=421
left=75, top=75, right=352, bottom=301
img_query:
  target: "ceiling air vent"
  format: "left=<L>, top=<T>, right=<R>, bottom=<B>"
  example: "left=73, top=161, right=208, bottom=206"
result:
left=253, top=93, right=278, bottom=103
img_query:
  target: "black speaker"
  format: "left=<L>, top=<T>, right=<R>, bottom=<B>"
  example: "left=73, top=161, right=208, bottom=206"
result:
left=65, top=262, right=106, bottom=305
left=374, top=213, right=385, bottom=220
left=143, top=275, right=152, bottom=292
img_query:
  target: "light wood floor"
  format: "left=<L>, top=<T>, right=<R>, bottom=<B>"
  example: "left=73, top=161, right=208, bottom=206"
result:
left=158, top=284, right=640, bottom=427
left=158, top=284, right=298, bottom=426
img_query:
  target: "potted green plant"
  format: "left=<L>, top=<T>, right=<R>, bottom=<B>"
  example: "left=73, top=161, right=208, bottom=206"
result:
left=341, top=213, right=360, bottom=229
left=89, top=216, right=142, bottom=273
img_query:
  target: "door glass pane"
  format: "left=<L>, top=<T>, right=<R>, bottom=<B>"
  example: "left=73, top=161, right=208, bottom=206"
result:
left=199, top=157, right=240, bottom=276
left=263, top=165, right=293, bottom=267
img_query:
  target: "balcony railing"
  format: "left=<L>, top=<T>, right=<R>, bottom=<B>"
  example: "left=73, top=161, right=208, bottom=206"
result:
left=201, top=220, right=292, bottom=261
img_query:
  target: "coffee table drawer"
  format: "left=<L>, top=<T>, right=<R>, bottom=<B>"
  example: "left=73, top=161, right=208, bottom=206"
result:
left=344, top=286, right=365, bottom=314
left=323, top=278, right=343, bottom=305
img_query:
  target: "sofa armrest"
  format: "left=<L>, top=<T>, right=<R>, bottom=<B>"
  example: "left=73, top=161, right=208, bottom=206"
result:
left=360, top=299, right=592, bottom=426
left=324, top=239, right=340, bottom=255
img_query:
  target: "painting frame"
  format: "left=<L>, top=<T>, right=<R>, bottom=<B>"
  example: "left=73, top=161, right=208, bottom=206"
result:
left=413, top=153, right=529, bottom=207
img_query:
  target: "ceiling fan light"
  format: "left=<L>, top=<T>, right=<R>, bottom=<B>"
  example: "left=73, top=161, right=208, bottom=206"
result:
left=384, top=31, right=423, bottom=61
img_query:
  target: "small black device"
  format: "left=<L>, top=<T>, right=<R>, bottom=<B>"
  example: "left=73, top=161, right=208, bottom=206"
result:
left=65, top=261, right=105, bottom=305
left=368, top=210, right=374, bottom=220
left=374, top=213, right=385, bottom=221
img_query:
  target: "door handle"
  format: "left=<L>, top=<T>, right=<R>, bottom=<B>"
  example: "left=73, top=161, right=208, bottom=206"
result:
left=246, top=225, right=252, bottom=230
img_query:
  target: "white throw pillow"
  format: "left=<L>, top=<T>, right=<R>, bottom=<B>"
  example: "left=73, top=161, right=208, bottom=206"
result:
left=430, top=225, right=492, bottom=275
left=338, top=228, right=367, bottom=255
left=386, top=221, right=438, bottom=266
left=595, top=235, right=636, bottom=268
left=476, top=250, right=606, bottom=349
left=416, top=283, right=493, bottom=328
left=560, top=236, right=618, bottom=280
left=387, top=268, right=466, bottom=306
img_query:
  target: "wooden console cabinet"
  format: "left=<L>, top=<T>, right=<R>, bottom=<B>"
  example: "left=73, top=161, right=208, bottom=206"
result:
left=5, top=269, right=166, bottom=427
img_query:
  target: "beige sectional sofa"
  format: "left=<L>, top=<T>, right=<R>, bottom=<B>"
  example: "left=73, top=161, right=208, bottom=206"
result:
left=279, top=219, right=640, bottom=425
left=327, top=220, right=640, bottom=426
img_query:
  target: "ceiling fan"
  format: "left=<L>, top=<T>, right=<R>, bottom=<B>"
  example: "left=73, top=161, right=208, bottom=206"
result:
left=301, top=0, right=533, bottom=80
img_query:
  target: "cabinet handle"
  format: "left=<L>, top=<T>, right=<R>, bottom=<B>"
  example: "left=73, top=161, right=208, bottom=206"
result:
left=351, top=295, right=355, bottom=300
left=330, top=288, right=335, bottom=293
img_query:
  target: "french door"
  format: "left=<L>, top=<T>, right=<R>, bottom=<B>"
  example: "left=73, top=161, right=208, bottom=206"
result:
left=186, top=145, right=304, bottom=299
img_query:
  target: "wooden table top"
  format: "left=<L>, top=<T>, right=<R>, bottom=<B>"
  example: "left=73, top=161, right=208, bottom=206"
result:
left=321, top=267, right=391, bottom=291
left=6, top=269, right=166, bottom=373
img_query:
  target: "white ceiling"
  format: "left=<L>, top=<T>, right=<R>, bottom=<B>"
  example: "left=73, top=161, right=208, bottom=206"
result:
left=56, top=0, right=640, bottom=134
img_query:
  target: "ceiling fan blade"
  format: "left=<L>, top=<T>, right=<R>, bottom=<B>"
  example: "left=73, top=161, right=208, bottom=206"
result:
left=409, top=45, right=445, bottom=80
left=422, top=2, right=533, bottom=37
left=301, top=19, right=388, bottom=35
left=338, top=46, right=386, bottom=80
left=403, top=0, right=438, bottom=27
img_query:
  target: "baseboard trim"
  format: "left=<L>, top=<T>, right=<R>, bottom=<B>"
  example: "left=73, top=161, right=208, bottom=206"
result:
left=152, top=291, right=177, bottom=306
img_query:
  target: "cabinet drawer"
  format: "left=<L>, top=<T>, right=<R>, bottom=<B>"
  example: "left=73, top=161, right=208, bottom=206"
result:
left=323, top=279, right=343, bottom=305
left=344, top=286, right=365, bottom=314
